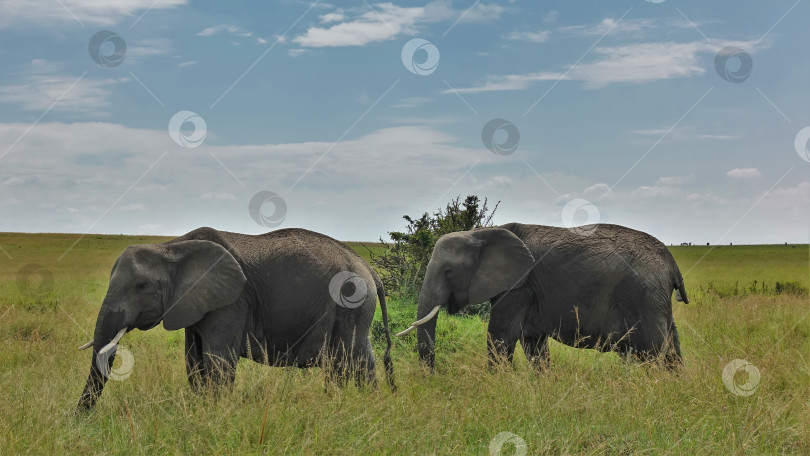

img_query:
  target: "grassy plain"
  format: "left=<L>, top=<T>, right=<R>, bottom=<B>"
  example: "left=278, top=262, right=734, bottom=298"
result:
left=0, top=233, right=807, bottom=454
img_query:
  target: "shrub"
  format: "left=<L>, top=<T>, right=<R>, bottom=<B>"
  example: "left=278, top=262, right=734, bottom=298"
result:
left=372, top=195, right=499, bottom=298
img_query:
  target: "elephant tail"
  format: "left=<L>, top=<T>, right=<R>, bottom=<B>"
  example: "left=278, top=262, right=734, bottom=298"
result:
left=373, top=270, right=396, bottom=391
left=672, top=262, right=690, bottom=304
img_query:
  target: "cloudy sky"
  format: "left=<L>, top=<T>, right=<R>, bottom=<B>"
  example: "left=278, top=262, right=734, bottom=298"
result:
left=0, top=0, right=808, bottom=244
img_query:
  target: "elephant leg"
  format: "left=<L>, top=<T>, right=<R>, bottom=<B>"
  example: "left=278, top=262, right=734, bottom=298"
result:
left=202, top=349, right=238, bottom=391
left=352, top=338, right=377, bottom=389
left=521, top=333, right=550, bottom=372
left=487, top=331, right=517, bottom=368
left=185, top=329, right=205, bottom=393
left=663, top=321, right=683, bottom=370
left=324, top=338, right=350, bottom=389
left=487, top=288, right=530, bottom=368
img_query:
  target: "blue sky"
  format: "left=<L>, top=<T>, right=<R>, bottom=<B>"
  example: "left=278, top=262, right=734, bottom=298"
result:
left=0, top=0, right=808, bottom=244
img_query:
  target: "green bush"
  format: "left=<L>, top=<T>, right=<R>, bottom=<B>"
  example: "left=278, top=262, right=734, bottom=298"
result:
left=371, top=195, right=498, bottom=298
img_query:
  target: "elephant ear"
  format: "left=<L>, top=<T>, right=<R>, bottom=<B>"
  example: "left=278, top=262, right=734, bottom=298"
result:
left=467, top=228, right=535, bottom=304
left=161, top=240, right=247, bottom=330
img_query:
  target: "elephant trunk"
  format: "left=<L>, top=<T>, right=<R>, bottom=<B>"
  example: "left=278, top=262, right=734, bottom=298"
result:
left=415, top=267, right=450, bottom=370
left=76, top=302, right=125, bottom=412
left=415, top=300, right=438, bottom=370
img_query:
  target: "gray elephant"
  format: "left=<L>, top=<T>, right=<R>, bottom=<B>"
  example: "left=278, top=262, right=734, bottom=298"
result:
left=76, top=227, right=394, bottom=411
left=397, top=223, right=689, bottom=370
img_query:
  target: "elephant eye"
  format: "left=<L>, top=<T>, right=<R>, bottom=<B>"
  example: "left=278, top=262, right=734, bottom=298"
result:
left=135, top=281, right=148, bottom=292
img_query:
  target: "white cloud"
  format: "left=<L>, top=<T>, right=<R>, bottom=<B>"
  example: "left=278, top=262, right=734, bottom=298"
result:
left=202, top=192, right=237, bottom=201
left=560, top=18, right=656, bottom=36
left=726, top=168, right=762, bottom=179
left=583, top=183, right=611, bottom=200
left=196, top=24, right=253, bottom=38
left=126, top=38, right=172, bottom=61
left=504, top=30, right=550, bottom=43
left=177, top=61, right=198, bottom=68
left=319, top=10, right=345, bottom=24
left=391, top=97, right=432, bottom=108
left=0, top=63, right=126, bottom=115
left=633, top=127, right=739, bottom=142
left=195, top=24, right=269, bottom=45
left=0, top=121, right=806, bottom=244
left=446, top=39, right=766, bottom=93
left=631, top=185, right=683, bottom=198
left=656, top=175, right=693, bottom=186
left=0, top=0, right=187, bottom=28
left=293, top=4, right=422, bottom=47
left=293, top=1, right=505, bottom=48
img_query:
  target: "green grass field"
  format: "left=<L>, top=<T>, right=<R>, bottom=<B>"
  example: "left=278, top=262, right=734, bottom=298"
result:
left=0, top=233, right=808, bottom=454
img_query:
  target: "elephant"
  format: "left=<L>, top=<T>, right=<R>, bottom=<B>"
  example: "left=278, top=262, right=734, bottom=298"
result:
left=76, top=227, right=394, bottom=411
left=397, top=223, right=689, bottom=371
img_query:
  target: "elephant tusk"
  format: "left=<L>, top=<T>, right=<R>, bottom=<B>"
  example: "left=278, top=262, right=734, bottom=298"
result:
left=77, top=340, right=94, bottom=351
left=98, top=327, right=127, bottom=355
left=412, top=305, right=441, bottom=326
left=395, top=326, right=416, bottom=337
left=395, top=305, right=442, bottom=337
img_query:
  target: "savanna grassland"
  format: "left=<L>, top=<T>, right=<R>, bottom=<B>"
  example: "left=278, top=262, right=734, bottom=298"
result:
left=0, top=233, right=808, bottom=455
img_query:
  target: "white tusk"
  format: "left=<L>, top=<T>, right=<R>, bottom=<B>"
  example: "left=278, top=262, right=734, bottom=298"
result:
left=411, top=305, right=441, bottom=326
left=98, top=327, right=127, bottom=355
left=395, top=305, right=442, bottom=337
left=77, top=340, right=94, bottom=351
left=395, top=326, right=416, bottom=337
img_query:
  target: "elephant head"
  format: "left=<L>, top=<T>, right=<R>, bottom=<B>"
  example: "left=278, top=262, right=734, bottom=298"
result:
left=397, top=228, right=535, bottom=369
left=76, top=240, right=246, bottom=411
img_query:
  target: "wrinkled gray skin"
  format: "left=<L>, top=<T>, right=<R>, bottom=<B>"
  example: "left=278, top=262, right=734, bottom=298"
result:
left=77, top=227, right=394, bottom=411
left=415, top=223, right=689, bottom=370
